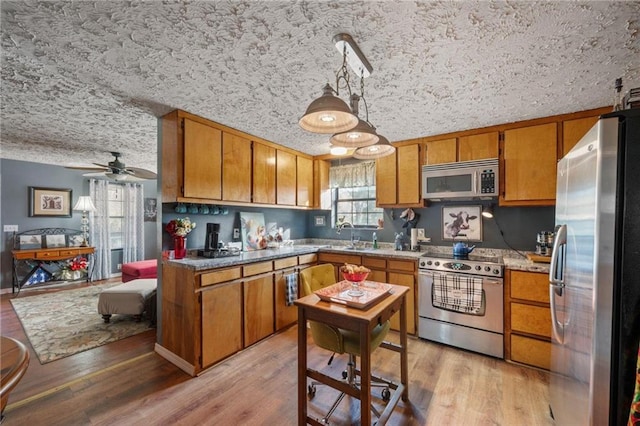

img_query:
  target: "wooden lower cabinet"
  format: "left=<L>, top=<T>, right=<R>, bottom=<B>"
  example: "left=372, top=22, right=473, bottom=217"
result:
left=505, top=269, right=551, bottom=370
left=162, top=254, right=317, bottom=375
left=275, top=267, right=298, bottom=331
left=510, top=335, right=552, bottom=371
left=243, top=274, right=275, bottom=347
left=202, top=282, right=243, bottom=367
left=387, top=270, right=416, bottom=335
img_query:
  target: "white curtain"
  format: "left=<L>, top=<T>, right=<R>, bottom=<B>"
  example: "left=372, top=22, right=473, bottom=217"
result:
left=329, top=161, right=376, bottom=188
left=122, top=183, right=145, bottom=263
left=89, top=179, right=111, bottom=281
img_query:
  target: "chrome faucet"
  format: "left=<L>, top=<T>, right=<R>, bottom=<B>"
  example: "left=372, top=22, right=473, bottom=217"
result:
left=336, top=220, right=357, bottom=248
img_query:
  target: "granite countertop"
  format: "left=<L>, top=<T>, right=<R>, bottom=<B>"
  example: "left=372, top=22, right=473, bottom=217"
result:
left=165, top=240, right=551, bottom=273
left=502, top=256, right=550, bottom=274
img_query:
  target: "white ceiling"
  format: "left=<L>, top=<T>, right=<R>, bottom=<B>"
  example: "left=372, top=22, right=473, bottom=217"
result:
left=1, top=1, right=639, bottom=174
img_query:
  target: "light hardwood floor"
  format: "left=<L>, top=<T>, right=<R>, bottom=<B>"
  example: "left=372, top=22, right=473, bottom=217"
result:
left=1, top=281, right=553, bottom=425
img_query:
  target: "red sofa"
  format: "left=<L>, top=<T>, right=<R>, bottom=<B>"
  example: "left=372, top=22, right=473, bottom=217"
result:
left=121, top=259, right=157, bottom=282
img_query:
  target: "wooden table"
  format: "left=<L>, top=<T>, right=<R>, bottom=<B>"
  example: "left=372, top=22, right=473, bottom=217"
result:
left=12, top=246, right=95, bottom=293
left=295, top=282, right=409, bottom=425
left=0, top=336, right=30, bottom=420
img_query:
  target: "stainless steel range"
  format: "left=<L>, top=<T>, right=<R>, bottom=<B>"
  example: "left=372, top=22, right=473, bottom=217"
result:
left=418, top=253, right=504, bottom=358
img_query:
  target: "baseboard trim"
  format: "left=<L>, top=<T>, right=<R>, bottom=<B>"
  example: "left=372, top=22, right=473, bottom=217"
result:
left=154, top=343, right=196, bottom=377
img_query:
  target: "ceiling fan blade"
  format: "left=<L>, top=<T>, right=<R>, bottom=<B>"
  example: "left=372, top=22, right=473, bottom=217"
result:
left=66, top=166, right=109, bottom=172
left=92, top=162, right=115, bottom=169
left=124, top=167, right=157, bottom=180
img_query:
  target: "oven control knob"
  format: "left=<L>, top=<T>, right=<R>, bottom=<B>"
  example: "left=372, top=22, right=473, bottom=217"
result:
left=484, top=266, right=491, bottom=272
left=419, top=261, right=425, bottom=267
left=475, top=265, right=481, bottom=271
left=426, top=260, right=432, bottom=266
left=434, top=261, right=440, bottom=266
left=493, top=269, right=500, bottom=275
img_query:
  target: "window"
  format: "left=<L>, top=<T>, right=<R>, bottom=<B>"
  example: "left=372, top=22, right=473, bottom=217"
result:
left=108, top=184, right=124, bottom=249
left=330, top=161, right=382, bottom=228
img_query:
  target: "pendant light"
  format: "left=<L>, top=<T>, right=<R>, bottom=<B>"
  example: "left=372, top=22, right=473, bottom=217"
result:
left=352, top=134, right=395, bottom=159
left=299, top=84, right=359, bottom=134
left=330, top=93, right=379, bottom=148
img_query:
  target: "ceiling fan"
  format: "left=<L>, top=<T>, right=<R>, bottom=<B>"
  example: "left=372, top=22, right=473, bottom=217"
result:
left=66, top=152, right=157, bottom=181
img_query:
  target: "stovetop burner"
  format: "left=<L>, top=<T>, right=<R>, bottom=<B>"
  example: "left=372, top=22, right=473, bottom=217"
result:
left=419, top=252, right=503, bottom=277
left=420, top=252, right=501, bottom=264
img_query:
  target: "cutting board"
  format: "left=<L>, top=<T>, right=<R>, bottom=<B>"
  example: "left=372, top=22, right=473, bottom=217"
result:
left=527, top=253, right=551, bottom=263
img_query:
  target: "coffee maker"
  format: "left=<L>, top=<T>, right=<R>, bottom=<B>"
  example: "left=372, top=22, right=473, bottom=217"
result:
left=197, top=223, right=220, bottom=258
left=197, top=223, right=240, bottom=258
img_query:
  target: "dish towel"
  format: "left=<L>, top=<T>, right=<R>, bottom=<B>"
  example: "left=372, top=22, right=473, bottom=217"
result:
left=432, top=273, right=483, bottom=314
left=284, top=273, right=298, bottom=306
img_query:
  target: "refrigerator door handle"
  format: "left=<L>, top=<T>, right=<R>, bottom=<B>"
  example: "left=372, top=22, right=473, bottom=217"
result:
left=549, top=224, right=567, bottom=286
left=549, top=283, right=564, bottom=344
left=549, top=224, right=567, bottom=344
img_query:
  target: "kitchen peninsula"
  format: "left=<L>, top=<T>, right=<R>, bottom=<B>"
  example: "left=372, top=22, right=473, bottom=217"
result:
left=158, top=243, right=550, bottom=375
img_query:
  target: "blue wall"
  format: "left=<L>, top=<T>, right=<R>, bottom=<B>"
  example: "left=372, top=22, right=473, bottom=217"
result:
left=306, top=202, right=555, bottom=253
left=161, top=203, right=309, bottom=252
left=1, top=159, right=157, bottom=290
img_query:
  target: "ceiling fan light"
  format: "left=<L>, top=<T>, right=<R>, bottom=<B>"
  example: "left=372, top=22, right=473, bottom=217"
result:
left=106, top=172, right=129, bottom=181
left=330, top=119, right=379, bottom=148
left=353, top=135, right=395, bottom=159
left=299, top=84, right=358, bottom=134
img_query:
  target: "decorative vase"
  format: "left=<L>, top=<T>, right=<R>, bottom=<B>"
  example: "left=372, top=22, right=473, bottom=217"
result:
left=174, top=236, right=187, bottom=259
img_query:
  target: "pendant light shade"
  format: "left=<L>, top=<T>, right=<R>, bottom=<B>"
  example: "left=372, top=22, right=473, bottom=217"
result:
left=299, top=84, right=359, bottom=134
left=352, top=134, right=395, bottom=159
left=330, top=119, right=379, bottom=148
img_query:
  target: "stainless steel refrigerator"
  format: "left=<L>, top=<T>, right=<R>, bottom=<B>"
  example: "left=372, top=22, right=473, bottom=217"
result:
left=549, top=109, right=640, bottom=425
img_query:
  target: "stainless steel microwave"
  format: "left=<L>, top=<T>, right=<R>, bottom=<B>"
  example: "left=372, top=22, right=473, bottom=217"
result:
left=421, top=158, right=499, bottom=201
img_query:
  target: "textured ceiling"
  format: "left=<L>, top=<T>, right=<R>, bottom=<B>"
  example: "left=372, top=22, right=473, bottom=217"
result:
left=1, top=1, right=639, bottom=173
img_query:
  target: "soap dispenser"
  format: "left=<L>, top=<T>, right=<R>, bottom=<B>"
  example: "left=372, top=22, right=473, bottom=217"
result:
left=372, top=232, right=378, bottom=249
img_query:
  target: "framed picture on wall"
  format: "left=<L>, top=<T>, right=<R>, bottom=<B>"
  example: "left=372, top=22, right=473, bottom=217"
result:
left=144, top=198, right=157, bottom=222
left=28, top=187, right=72, bottom=217
left=442, top=205, right=483, bottom=241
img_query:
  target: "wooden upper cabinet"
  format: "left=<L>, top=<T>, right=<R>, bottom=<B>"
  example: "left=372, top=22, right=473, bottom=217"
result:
left=423, top=138, right=457, bottom=165
left=222, top=132, right=252, bottom=202
left=313, top=159, right=331, bottom=209
left=276, top=150, right=296, bottom=206
left=562, top=116, right=599, bottom=157
left=296, top=156, right=313, bottom=207
left=183, top=118, right=222, bottom=200
left=252, top=142, right=276, bottom=204
left=502, top=122, right=557, bottom=205
left=376, top=150, right=397, bottom=206
left=397, top=144, right=421, bottom=205
left=458, top=131, right=499, bottom=161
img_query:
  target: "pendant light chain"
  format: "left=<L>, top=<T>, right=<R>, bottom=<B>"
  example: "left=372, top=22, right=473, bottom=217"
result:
left=335, top=44, right=352, bottom=98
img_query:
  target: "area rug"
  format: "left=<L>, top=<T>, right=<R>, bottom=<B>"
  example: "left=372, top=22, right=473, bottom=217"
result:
left=10, top=283, right=152, bottom=364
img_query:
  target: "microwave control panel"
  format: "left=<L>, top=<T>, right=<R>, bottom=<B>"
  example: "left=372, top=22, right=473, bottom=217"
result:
left=480, top=168, right=497, bottom=194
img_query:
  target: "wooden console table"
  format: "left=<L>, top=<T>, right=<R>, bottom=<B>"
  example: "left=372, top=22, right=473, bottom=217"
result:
left=295, top=283, right=409, bottom=425
left=12, top=246, right=95, bottom=293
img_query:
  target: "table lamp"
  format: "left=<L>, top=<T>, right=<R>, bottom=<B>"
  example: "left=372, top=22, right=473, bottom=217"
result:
left=73, top=196, right=97, bottom=247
